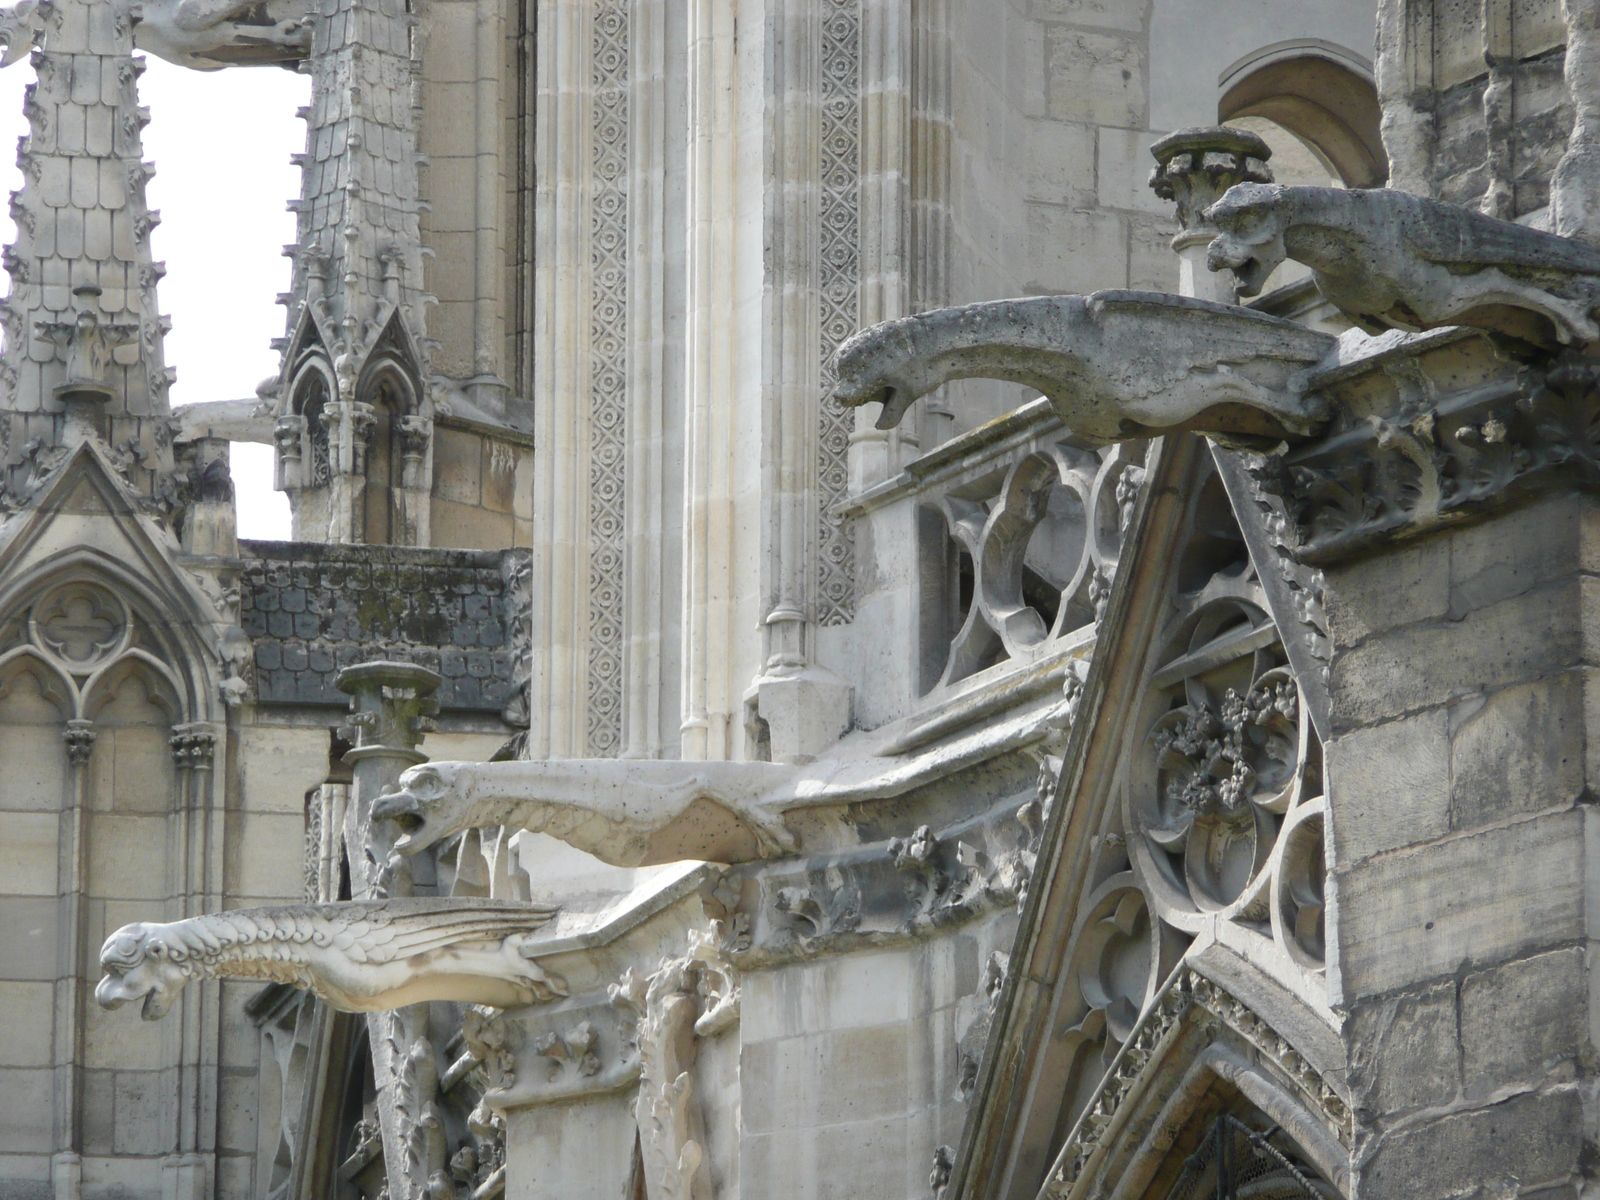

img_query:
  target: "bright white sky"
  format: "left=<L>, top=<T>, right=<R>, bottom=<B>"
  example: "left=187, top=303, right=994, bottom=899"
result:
left=0, top=56, right=303, bottom=539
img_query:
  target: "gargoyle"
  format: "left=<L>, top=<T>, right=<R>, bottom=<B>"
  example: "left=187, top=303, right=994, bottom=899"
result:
left=831, top=290, right=1335, bottom=446
left=96, top=898, right=567, bottom=1020
left=0, top=0, right=49, bottom=68
left=1206, top=183, right=1600, bottom=346
left=372, top=759, right=804, bottom=867
left=131, top=0, right=314, bottom=69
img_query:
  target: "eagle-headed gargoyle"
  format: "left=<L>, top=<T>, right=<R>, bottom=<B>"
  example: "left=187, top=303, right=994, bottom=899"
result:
left=830, top=289, right=1335, bottom=447
left=1206, top=183, right=1600, bottom=346
left=371, top=759, right=803, bottom=867
left=96, top=898, right=567, bottom=1020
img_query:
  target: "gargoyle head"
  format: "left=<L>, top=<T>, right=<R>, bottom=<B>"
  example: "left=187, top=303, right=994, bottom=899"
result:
left=1205, top=182, right=1291, bottom=298
left=372, top=761, right=473, bottom=854
left=96, top=923, right=189, bottom=1021
left=832, top=316, right=947, bottom=430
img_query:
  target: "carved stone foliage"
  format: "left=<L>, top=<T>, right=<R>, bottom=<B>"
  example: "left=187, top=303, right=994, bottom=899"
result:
left=930, top=440, right=1141, bottom=687
left=587, top=0, right=629, bottom=757
left=746, top=788, right=1045, bottom=963
left=1263, top=349, right=1600, bottom=563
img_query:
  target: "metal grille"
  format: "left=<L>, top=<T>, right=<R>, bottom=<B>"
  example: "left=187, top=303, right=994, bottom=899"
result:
left=1166, top=1115, right=1324, bottom=1200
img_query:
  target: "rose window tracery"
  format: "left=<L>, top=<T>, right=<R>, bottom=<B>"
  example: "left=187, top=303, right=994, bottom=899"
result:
left=1129, top=599, right=1315, bottom=923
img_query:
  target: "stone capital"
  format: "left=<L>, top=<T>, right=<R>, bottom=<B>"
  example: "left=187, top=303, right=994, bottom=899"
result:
left=336, top=660, right=441, bottom=766
left=1149, top=126, right=1273, bottom=237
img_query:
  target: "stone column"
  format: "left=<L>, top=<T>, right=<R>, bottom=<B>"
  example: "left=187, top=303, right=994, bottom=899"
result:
left=51, top=720, right=95, bottom=1200
left=334, top=661, right=443, bottom=1200
left=1148, top=127, right=1272, bottom=303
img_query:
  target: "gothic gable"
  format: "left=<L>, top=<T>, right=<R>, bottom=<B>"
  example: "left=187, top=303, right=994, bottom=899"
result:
left=951, top=433, right=1345, bottom=1200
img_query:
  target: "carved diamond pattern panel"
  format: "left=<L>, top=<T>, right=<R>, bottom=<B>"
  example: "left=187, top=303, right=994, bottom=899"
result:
left=816, top=0, right=861, bottom=627
left=587, top=0, right=629, bottom=757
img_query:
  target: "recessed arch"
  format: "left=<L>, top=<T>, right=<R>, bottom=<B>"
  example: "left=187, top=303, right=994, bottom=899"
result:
left=1218, top=45, right=1387, bottom=188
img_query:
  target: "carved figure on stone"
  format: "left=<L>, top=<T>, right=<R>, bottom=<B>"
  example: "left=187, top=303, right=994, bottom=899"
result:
left=608, top=927, right=741, bottom=1200
left=1206, top=183, right=1600, bottom=345
left=374, top=758, right=802, bottom=866
left=36, top=291, right=140, bottom=392
left=94, top=898, right=568, bottom=1019
left=130, top=0, right=314, bottom=69
left=0, top=0, right=48, bottom=66
left=832, top=290, right=1335, bottom=447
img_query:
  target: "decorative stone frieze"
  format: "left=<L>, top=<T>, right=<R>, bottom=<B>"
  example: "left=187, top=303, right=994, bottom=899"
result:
left=1257, top=344, right=1600, bottom=564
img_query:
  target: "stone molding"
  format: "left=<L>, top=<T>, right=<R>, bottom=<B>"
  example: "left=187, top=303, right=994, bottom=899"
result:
left=1044, top=968, right=1351, bottom=1197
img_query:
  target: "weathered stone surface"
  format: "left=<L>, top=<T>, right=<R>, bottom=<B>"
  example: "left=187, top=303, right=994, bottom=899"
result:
left=1335, top=809, right=1585, bottom=997
left=1346, top=981, right=1459, bottom=1115
left=1326, top=708, right=1451, bottom=866
left=239, top=540, right=528, bottom=712
left=1329, top=578, right=1592, bottom=732
left=1459, top=946, right=1587, bottom=1099
left=1322, top=537, right=1452, bottom=647
left=1449, top=672, right=1586, bottom=828
left=1360, top=1088, right=1583, bottom=1200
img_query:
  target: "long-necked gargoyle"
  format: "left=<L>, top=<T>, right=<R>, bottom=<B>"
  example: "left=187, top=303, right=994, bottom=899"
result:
left=830, top=289, right=1335, bottom=447
left=372, top=759, right=805, bottom=867
left=96, top=899, right=566, bottom=1020
left=1206, top=183, right=1600, bottom=347
left=370, top=751, right=997, bottom=867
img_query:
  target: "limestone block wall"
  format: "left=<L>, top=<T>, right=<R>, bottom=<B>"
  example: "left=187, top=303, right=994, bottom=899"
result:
left=738, top=937, right=1006, bottom=1200
left=427, top=422, right=535, bottom=551
left=1323, top=493, right=1600, bottom=1196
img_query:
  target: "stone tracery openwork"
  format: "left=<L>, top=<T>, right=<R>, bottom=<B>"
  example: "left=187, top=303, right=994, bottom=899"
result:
left=931, top=439, right=1142, bottom=687
left=1039, top=456, right=1331, bottom=1170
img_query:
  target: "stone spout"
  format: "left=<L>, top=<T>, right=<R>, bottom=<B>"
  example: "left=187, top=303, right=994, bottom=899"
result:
left=373, top=759, right=804, bottom=867
left=1206, top=183, right=1600, bottom=345
left=831, top=290, right=1335, bottom=447
left=95, top=899, right=566, bottom=1020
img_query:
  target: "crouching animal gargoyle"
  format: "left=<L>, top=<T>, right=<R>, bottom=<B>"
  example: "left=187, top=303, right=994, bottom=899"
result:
left=1206, top=183, right=1600, bottom=346
left=96, top=898, right=567, bottom=1020
left=831, top=290, right=1335, bottom=447
left=372, top=759, right=803, bottom=867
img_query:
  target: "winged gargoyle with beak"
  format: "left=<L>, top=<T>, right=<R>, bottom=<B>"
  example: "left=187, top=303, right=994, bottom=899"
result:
left=1206, top=183, right=1600, bottom=346
left=830, top=289, right=1335, bottom=447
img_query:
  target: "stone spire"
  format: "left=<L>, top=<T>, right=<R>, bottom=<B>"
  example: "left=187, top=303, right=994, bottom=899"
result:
left=270, top=0, right=433, bottom=543
left=0, top=0, right=178, bottom=511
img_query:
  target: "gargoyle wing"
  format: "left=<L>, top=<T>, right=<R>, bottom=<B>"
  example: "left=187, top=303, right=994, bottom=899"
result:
left=333, top=899, right=559, bottom=966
